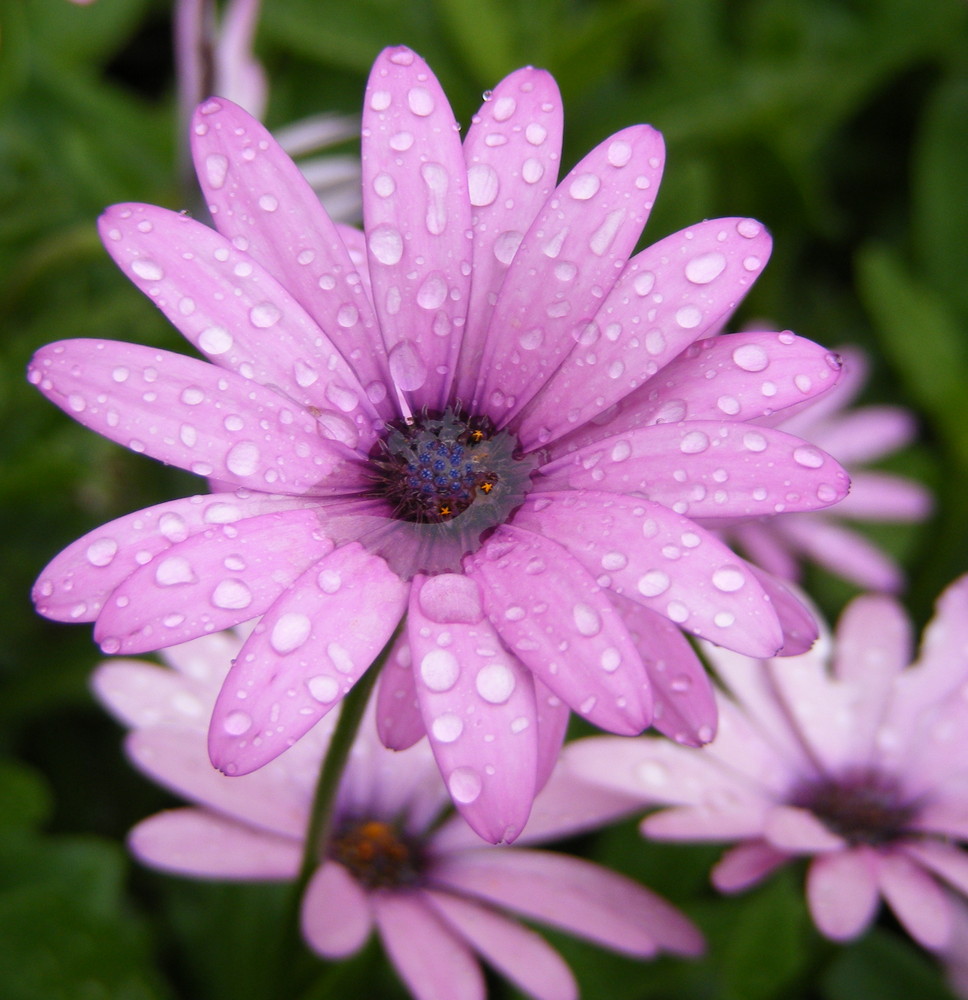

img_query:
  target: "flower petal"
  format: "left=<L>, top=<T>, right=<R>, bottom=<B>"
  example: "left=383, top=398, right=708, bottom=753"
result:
left=805, top=848, right=879, bottom=941
left=534, top=679, right=570, bottom=791
left=129, top=807, right=300, bottom=878
left=876, top=850, right=952, bottom=948
left=518, top=217, right=773, bottom=447
left=99, top=202, right=381, bottom=442
left=208, top=543, right=408, bottom=775
left=432, top=848, right=703, bottom=957
left=813, top=405, right=918, bottom=464
left=763, top=804, right=845, bottom=853
left=454, top=67, right=563, bottom=402
left=29, top=339, right=358, bottom=490
left=468, top=524, right=652, bottom=735
left=539, top=421, right=849, bottom=520
left=32, top=492, right=314, bottom=623
left=904, top=840, right=968, bottom=898
left=94, top=509, right=334, bottom=654
left=189, top=100, right=391, bottom=411
left=362, top=46, right=472, bottom=411
left=513, top=492, right=784, bottom=656
left=425, top=889, right=578, bottom=1000
left=474, top=125, right=665, bottom=423
left=409, top=573, right=538, bottom=844
left=301, top=861, right=374, bottom=958
left=374, top=632, right=425, bottom=750
left=835, top=471, right=932, bottom=521
left=92, top=658, right=218, bottom=730
left=711, top=841, right=790, bottom=892
left=373, top=891, right=485, bottom=1000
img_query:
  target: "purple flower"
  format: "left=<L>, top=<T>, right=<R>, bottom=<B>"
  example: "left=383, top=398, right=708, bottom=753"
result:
left=93, top=630, right=702, bottom=1000
left=730, top=346, right=932, bottom=591
left=567, top=575, right=968, bottom=949
left=29, top=46, right=848, bottom=842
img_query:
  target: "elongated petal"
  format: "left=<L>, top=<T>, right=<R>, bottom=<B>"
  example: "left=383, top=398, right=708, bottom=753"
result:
left=362, top=46, right=472, bottom=411
left=129, top=807, right=300, bottom=878
left=711, top=841, right=791, bottom=892
left=455, top=68, right=563, bottom=402
left=432, top=848, right=703, bottom=957
left=877, top=850, right=952, bottom=948
left=373, top=892, right=485, bottom=1000
left=534, top=679, right=570, bottom=791
left=301, top=861, right=373, bottom=958
left=209, top=543, right=407, bottom=775
left=518, top=217, right=773, bottom=447
left=426, top=889, right=577, bottom=1000
left=513, top=492, right=784, bottom=656
left=374, top=632, right=425, bottom=750
left=32, top=492, right=314, bottom=623
left=409, top=574, right=538, bottom=843
left=190, top=100, right=392, bottom=410
left=834, top=471, right=932, bottom=521
left=806, top=848, right=879, bottom=940
left=468, top=524, right=652, bottom=735
left=29, top=340, right=358, bottom=491
left=94, top=509, right=334, bottom=654
left=763, top=805, right=844, bottom=853
left=99, top=203, right=381, bottom=443
left=539, top=422, right=849, bottom=519
left=904, top=840, right=968, bottom=897
left=814, top=405, right=918, bottom=464
left=475, top=125, right=665, bottom=422
left=93, top=659, right=216, bottom=730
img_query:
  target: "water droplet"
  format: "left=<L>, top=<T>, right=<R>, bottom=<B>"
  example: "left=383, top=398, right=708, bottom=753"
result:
left=199, top=325, right=233, bottom=355
left=518, top=328, right=543, bottom=350
left=675, top=305, right=703, bottom=329
left=205, top=153, right=229, bottom=188
left=226, top=441, right=259, bottom=477
left=685, top=251, right=727, bottom=284
left=522, top=158, right=544, bottom=184
left=476, top=662, right=516, bottom=704
left=448, top=766, right=482, bottom=804
left=601, top=551, right=628, bottom=571
left=407, top=86, right=434, bottom=116
left=250, top=302, right=282, bottom=328
left=636, top=760, right=669, bottom=786
left=742, top=431, right=768, bottom=453
left=317, top=569, right=342, bottom=594
left=607, top=140, right=632, bottom=167
left=307, top=675, right=339, bottom=703
left=525, top=123, right=547, bottom=145
left=224, top=710, right=252, bottom=735
left=569, top=173, right=601, bottom=200
left=389, top=131, right=414, bottom=151
left=793, top=445, right=824, bottom=468
left=714, top=611, right=735, bottom=628
left=712, top=565, right=746, bottom=592
left=270, top=613, right=312, bottom=654
left=600, top=647, right=621, bottom=672
left=368, top=225, right=404, bottom=266
left=736, top=218, right=762, bottom=238
left=337, top=303, right=359, bottom=328
left=679, top=430, right=710, bottom=454
left=258, top=194, right=278, bottom=212
left=467, top=163, right=499, bottom=207
left=432, top=713, right=463, bottom=743
left=131, top=259, right=164, bottom=281
left=388, top=340, right=427, bottom=391
left=212, top=579, right=252, bottom=609
left=637, top=571, right=670, bottom=597
left=732, top=343, right=769, bottom=372
left=373, top=173, right=395, bottom=197
left=416, top=272, right=448, bottom=310
left=369, top=90, right=391, bottom=111
left=155, top=556, right=197, bottom=586
left=327, top=642, right=354, bottom=674
left=493, top=96, right=516, bottom=121
left=86, top=538, right=118, bottom=567
left=180, top=386, right=205, bottom=405
left=420, top=648, right=460, bottom=691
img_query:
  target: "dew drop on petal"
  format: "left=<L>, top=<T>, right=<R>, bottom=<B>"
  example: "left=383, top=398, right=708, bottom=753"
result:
left=250, top=302, right=282, bottom=328
left=407, top=86, right=435, bottom=116
left=712, top=565, right=746, bottom=592
left=638, top=570, right=670, bottom=597
left=685, top=251, right=727, bottom=284
left=270, top=613, right=312, bottom=654
left=432, top=713, right=464, bottom=743
left=793, top=445, right=825, bottom=468
left=448, top=766, right=482, bottom=804
left=467, top=163, right=499, bottom=207
left=226, top=441, right=260, bottom=477
left=420, top=648, right=460, bottom=692
left=328, top=642, right=354, bottom=674
left=205, top=153, right=229, bottom=188
left=131, top=259, right=164, bottom=281
left=680, top=430, right=709, bottom=454
left=368, top=225, right=404, bottom=266
left=573, top=603, right=601, bottom=636
left=732, top=343, right=769, bottom=372
left=307, top=676, right=340, bottom=703
left=155, top=556, right=197, bottom=586
left=212, top=579, right=253, bottom=609
left=569, top=173, right=601, bottom=200
left=388, top=340, right=428, bottom=391
left=476, top=662, right=516, bottom=704
left=199, top=326, right=233, bottom=355
left=224, top=710, right=252, bottom=736
left=86, top=538, right=118, bottom=567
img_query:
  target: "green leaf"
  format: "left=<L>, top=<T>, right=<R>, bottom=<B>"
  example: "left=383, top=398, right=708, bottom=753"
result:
left=0, top=758, right=51, bottom=833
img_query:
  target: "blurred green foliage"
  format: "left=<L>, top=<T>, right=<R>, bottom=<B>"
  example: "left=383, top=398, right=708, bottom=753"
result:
left=1, top=0, right=967, bottom=997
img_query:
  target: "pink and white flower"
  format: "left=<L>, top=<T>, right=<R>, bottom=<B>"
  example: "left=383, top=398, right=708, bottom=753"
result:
left=29, top=46, right=848, bottom=842
left=730, top=346, right=932, bottom=591
left=567, top=575, right=968, bottom=949
left=93, top=630, right=702, bottom=1000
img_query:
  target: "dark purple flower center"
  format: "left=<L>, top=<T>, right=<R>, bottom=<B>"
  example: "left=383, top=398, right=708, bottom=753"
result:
left=328, top=818, right=425, bottom=889
left=789, top=768, right=916, bottom=847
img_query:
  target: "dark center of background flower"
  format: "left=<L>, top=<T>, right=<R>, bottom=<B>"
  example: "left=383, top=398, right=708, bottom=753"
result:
left=328, top=818, right=425, bottom=889
left=790, top=768, right=917, bottom=846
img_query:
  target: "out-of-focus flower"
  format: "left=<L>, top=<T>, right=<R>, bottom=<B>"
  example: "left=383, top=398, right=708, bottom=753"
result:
left=567, top=576, right=968, bottom=949
left=30, top=46, right=849, bottom=842
left=729, top=346, right=932, bottom=592
left=176, top=0, right=361, bottom=219
left=93, top=630, right=702, bottom=1000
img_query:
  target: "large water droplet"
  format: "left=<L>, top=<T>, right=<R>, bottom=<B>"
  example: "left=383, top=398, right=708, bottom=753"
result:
left=420, top=648, right=460, bottom=691
left=476, top=662, right=516, bottom=704
left=270, top=613, right=312, bottom=654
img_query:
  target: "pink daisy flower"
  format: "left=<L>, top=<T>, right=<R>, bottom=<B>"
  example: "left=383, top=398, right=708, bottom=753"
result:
left=566, top=575, right=968, bottom=950
left=92, top=629, right=702, bottom=1000
left=730, top=346, right=932, bottom=592
left=29, top=46, right=848, bottom=842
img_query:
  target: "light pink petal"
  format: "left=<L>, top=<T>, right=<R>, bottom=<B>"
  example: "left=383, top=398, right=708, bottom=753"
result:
left=209, top=543, right=408, bottom=775
left=474, top=125, right=665, bottom=423
left=518, top=217, right=773, bottom=447
left=877, top=850, right=952, bottom=948
left=454, top=68, right=563, bottom=402
left=300, top=861, right=374, bottom=958
left=94, top=509, right=334, bottom=654
left=539, top=422, right=849, bottom=520
left=747, top=565, right=819, bottom=655
left=512, top=491, right=784, bottom=657
left=335, top=223, right=372, bottom=294
left=374, top=633, right=425, bottom=750
left=189, top=101, right=391, bottom=412
left=99, top=206, right=379, bottom=448
left=611, top=594, right=717, bottom=746
left=425, top=889, right=577, bottom=1000
left=905, top=840, right=968, bottom=898
left=776, top=516, right=905, bottom=592
left=711, top=841, right=791, bottom=892
left=125, top=728, right=309, bottom=837
left=92, top=659, right=216, bottom=730
left=534, top=679, right=570, bottom=791
left=643, top=803, right=771, bottom=841
left=558, top=332, right=842, bottom=454
left=763, top=805, right=845, bottom=853
left=361, top=46, right=472, bottom=412
left=730, top=520, right=803, bottom=582
left=806, top=848, right=879, bottom=941
left=212, top=0, right=267, bottom=117
left=912, top=794, right=968, bottom=841
left=29, top=339, right=359, bottom=490
left=432, top=848, right=703, bottom=957
left=835, top=471, right=933, bottom=521
left=129, top=807, right=300, bottom=879
left=373, top=891, right=485, bottom=1000
left=32, top=492, right=315, bottom=623
left=467, top=524, right=652, bottom=735
left=409, top=574, right=538, bottom=844
left=813, top=405, right=918, bottom=464
left=160, top=628, right=243, bottom=682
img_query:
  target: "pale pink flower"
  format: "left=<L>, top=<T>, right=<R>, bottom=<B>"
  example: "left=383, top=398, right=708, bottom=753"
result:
left=730, top=346, right=932, bottom=591
left=567, top=575, right=968, bottom=950
left=29, top=46, right=848, bottom=842
left=92, top=630, right=702, bottom=1000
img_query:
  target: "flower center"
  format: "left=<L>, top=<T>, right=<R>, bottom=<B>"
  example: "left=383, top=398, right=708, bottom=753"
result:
left=789, top=768, right=916, bottom=847
left=328, top=819, right=424, bottom=889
